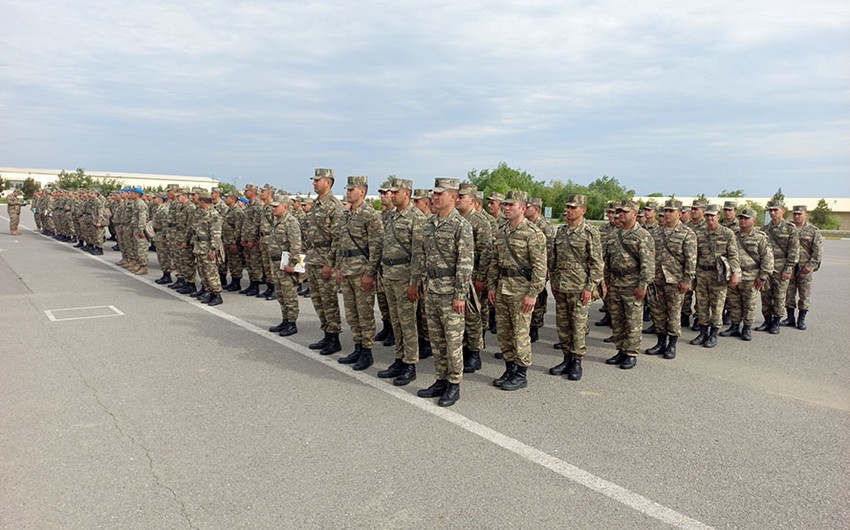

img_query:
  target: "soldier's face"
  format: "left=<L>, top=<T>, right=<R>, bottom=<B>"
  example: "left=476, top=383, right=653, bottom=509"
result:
left=663, top=208, right=681, bottom=226
left=691, top=208, right=704, bottom=222
left=738, top=216, right=755, bottom=231
left=616, top=209, right=636, bottom=228
left=273, top=203, right=287, bottom=217
left=346, top=186, right=365, bottom=204
left=487, top=200, right=501, bottom=216
left=505, top=201, right=526, bottom=222
left=456, top=193, right=474, bottom=213
left=302, top=203, right=312, bottom=213
left=565, top=205, right=585, bottom=222
left=380, top=190, right=393, bottom=206
left=769, top=208, right=784, bottom=223
left=391, top=189, right=408, bottom=208
left=607, top=210, right=615, bottom=223
left=705, top=214, right=719, bottom=230
left=432, top=190, right=454, bottom=212
left=645, top=209, right=656, bottom=221
left=313, top=177, right=331, bottom=195
left=723, top=209, right=736, bottom=222
left=414, top=198, right=429, bottom=214
left=792, top=211, right=807, bottom=225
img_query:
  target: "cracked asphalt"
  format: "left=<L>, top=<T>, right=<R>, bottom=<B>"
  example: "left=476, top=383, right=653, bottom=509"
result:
left=2, top=211, right=849, bottom=529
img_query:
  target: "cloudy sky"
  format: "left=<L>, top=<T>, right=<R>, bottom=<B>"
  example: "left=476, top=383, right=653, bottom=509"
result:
left=2, top=0, right=848, bottom=196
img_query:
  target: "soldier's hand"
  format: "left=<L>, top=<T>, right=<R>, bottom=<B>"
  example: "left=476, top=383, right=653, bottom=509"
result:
left=634, top=288, right=647, bottom=301
left=230, top=244, right=238, bottom=253
left=245, top=241, right=254, bottom=249
left=729, top=272, right=741, bottom=288
left=580, top=289, right=592, bottom=306
left=677, top=282, right=690, bottom=294
left=801, top=266, right=812, bottom=274
left=335, top=269, right=342, bottom=284
left=207, top=251, right=216, bottom=262
left=182, top=243, right=189, bottom=249
left=284, top=265, right=295, bottom=274
left=407, top=285, right=419, bottom=302
left=781, top=270, right=791, bottom=281
left=754, top=278, right=765, bottom=290
left=361, top=274, right=374, bottom=291
left=488, top=291, right=496, bottom=306
left=137, top=232, right=145, bottom=239
left=521, top=295, right=535, bottom=313
left=474, top=280, right=486, bottom=293
left=322, top=265, right=332, bottom=281
left=452, top=299, right=465, bottom=314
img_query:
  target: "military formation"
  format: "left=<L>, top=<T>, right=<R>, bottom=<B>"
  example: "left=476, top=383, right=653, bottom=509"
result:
left=18, top=177, right=824, bottom=407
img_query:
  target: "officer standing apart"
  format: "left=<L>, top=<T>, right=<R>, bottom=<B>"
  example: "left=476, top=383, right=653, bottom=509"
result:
left=6, top=189, right=24, bottom=235
left=689, top=204, right=741, bottom=348
left=782, top=205, right=822, bottom=331
left=267, top=192, right=302, bottom=337
left=336, top=176, right=383, bottom=370
left=547, top=195, right=603, bottom=381
left=417, top=178, right=473, bottom=407
left=604, top=200, right=655, bottom=370
left=488, top=191, right=547, bottom=391
left=756, top=200, right=799, bottom=334
left=306, top=169, right=345, bottom=356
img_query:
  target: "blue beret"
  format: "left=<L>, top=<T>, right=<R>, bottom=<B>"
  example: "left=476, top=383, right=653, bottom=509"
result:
left=238, top=197, right=249, bottom=205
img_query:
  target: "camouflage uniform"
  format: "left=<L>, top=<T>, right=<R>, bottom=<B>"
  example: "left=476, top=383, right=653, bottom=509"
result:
left=760, top=204, right=800, bottom=324
left=222, top=199, right=245, bottom=283
left=241, top=190, right=264, bottom=283
left=682, top=212, right=705, bottom=322
left=213, top=194, right=229, bottom=277
left=130, top=195, right=149, bottom=270
left=177, top=199, right=197, bottom=283
left=728, top=216, right=773, bottom=328
left=306, top=170, right=344, bottom=335
left=460, top=187, right=493, bottom=354
left=152, top=200, right=171, bottom=274
left=650, top=206, right=697, bottom=338
left=529, top=200, right=555, bottom=334
left=193, top=202, right=223, bottom=294
left=258, top=185, right=276, bottom=288
left=166, top=195, right=184, bottom=279
left=597, top=208, right=617, bottom=319
left=694, top=207, right=740, bottom=330
left=786, top=217, right=822, bottom=312
left=268, top=196, right=302, bottom=323
left=376, top=179, right=396, bottom=337
left=6, top=192, right=22, bottom=234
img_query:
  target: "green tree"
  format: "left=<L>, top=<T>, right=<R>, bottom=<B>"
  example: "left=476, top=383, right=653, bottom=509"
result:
left=809, top=198, right=840, bottom=230
left=647, top=192, right=664, bottom=197
left=719, top=189, right=745, bottom=197
left=0, top=175, right=6, bottom=191
left=742, top=200, right=766, bottom=225
left=56, top=167, right=122, bottom=195
left=217, top=182, right=239, bottom=195
left=21, top=177, right=40, bottom=199
left=770, top=187, right=785, bottom=202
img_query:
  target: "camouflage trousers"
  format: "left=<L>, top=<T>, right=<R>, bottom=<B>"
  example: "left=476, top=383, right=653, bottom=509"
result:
left=553, top=291, right=589, bottom=356
left=44, top=214, right=54, bottom=233
left=133, top=232, right=149, bottom=267
left=225, top=245, right=244, bottom=281
left=649, top=282, right=685, bottom=336
left=35, top=212, right=43, bottom=231
left=727, top=280, right=758, bottom=325
left=531, top=285, right=548, bottom=329
left=417, top=287, right=429, bottom=341
left=681, top=278, right=696, bottom=316
left=196, top=253, right=222, bottom=293
left=243, top=242, right=263, bottom=281
left=494, top=291, right=533, bottom=368
left=695, top=271, right=726, bottom=328
left=384, top=278, right=419, bottom=364
left=785, top=269, right=814, bottom=311
left=307, top=265, right=342, bottom=333
left=270, top=263, right=299, bottom=321
left=260, top=238, right=272, bottom=282
left=463, top=289, right=485, bottom=352
left=155, top=235, right=171, bottom=273
left=480, top=288, right=490, bottom=335
left=177, top=243, right=196, bottom=282
left=8, top=211, right=20, bottom=232
left=376, top=287, right=391, bottom=323
left=92, top=226, right=105, bottom=248
left=760, top=272, right=789, bottom=319
left=425, top=292, right=465, bottom=384
left=608, top=286, right=643, bottom=356
left=341, top=274, right=376, bottom=348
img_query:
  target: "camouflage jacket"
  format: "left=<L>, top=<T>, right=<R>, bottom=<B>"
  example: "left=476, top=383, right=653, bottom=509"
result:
left=213, top=200, right=228, bottom=219
left=735, top=228, right=774, bottom=282
left=761, top=220, right=800, bottom=274
left=531, top=214, right=556, bottom=260
left=462, top=209, right=494, bottom=285
left=642, top=220, right=660, bottom=238
left=382, top=204, right=425, bottom=285
left=604, top=225, right=655, bottom=290
left=488, top=217, right=547, bottom=298
left=696, top=225, right=741, bottom=279
left=549, top=220, right=604, bottom=293
left=653, top=222, right=697, bottom=285
left=6, top=194, right=21, bottom=214
left=240, top=199, right=262, bottom=243
left=152, top=203, right=169, bottom=235
left=796, top=222, right=822, bottom=272
left=259, top=202, right=274, bottom=239
left=129, top=199, right=148, bottom=233
left=722, top=218, right=739, bottom=231
left=422, top=208, right=474, bottom=300
left=688, top=218, right=706, bottom=238
left=268, top=212, right=302, bottom=266
left=192, top=207, right=222, bottom=254
left=165, top=200, right=181, bottom=241
left=338, top=201, right=383, bottom=278
left=306, top=193, right=343, bottom=268
left=222, top=204, right=244, bottom=246
left=176, top=201, right=196, bottom=243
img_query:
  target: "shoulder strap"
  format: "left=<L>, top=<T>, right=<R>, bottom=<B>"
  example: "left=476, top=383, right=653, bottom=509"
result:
left=617, top=229, right=641, bottom=264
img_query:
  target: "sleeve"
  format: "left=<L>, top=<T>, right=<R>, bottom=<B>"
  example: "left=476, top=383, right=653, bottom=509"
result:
left=329, top=203, right=342, bottom=269
left=288, top=217, right=302, bottom=261
left=726, top=229, right=741, bottom=274
left=638, top=232, right=656, bottom=291
left=527, top=229, right=548, bottom=298
left=211, top=212, right=223, bottom=251
left=454, top=220, right=474, bottom=301
left=474, top=216, right=493, bottom=284
left=683, top=229, right=698, bottom=283
left=487, top=227, right=502, bottom=292
left=759, top=236, right=775, bottom=279
left=808, top=228, right=823, bottom=271
left=408, top=212, right=425, bottom=287
left=586, top=228, right=604, bottom=291
left=367, top=210, right=383, bottom=277
left=785, top=224, right=800, bottom=273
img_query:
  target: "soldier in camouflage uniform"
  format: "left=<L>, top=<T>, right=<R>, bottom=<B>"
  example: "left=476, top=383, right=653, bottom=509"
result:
left=151, top=194, right=172, bottom=283
left=411, top=189, right=432, bottom=359
left=128, top=188, right=149, bottom=275
left=222, top=192, right=246, bottom=291
left=456, top=183, right=492, bottom=373
left=719, top=201, right=740, bottom=325
left=335, top=176, right=383, bottom=370
left=239, top=185, right=264, bottom=296
left=306, top=169, right=344, bottom=356
left=212, top=188, right=229, bottom=286
left=175, top=190, right=199, bottom=294
left=604, top=200, right=655, bottom=370
left=640, top=201, right=661, bottom=332
left=474, top=191, right=492, bottom=347
left=192, top=190, right=223, bottom=306
left=166, top=188, right=188, bottom=290
left=488, top=190, right=547, bottom=391
left=297, top=197, right=313, bottom=297
left=688, top=204, right=740, bottom=348
left=782, top=205, right=822, bottom=331
left=374, top=179, right=397, bottom=346
left=6, top=189, right=23, bottom=235
left=682, top=199, right=707, bottom=331
left=720, top=208, right=773, bottom=341
left=598, top=203, right=620, bottom=344
left=375, top=179, right=425, bottom=386
left=267, top=192, right=301, bottom=336
left=645, top=200, right=697, bottom=359
left=525, top=197, right=554, bottom=343
left=484, top=191, right=507, bottom=337
left=547, top=195, right=603, bottom=381
left=258, top=184, right=277, bottom=299
left=416, top=178, right=473, bottom=407
left=756, top=200, right=799, bottom=334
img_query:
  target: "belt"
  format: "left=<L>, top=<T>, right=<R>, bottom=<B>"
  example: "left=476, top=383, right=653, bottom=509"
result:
left=313, top=240, right=332, bottom=248
left=383, top=256, right=410, bottom=266
left=741, top=264, right=760, bottom=271
left=698, top=264, right=716, bottom=271
left=613, top=266, right=639, bottom=275
left=341, top=249, right=368, bottom=258
left=499, top=267, right=526, bottom=278
left=427, top=267, right=456, bottom=279
left=196, top=236, right=211, bottom=241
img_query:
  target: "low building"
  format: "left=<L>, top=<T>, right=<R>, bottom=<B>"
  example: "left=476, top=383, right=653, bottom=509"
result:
left=0, top=167, right=220, bottom=192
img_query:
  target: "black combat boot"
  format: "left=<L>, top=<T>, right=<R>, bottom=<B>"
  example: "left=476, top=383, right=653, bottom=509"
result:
left=300, top=285, right=311, bottom=298
left=207, top=293, right=223, bottom=306
left=377, top=359, right=404, bottom=378
left=493, top=361, right=517, bottom=388
left=488, top=311, right=497, bottom=334
left=549, top=353, right=574, bottom=376
left=92, top=247, right=103, bottom=255
left=417, top=379, right=448, bottom=398
left=269, top=320, right=288, bottom=333
left=645, top=334, right=667, bottom=355
left=643, top=304, right=651, bottom=322
left=553, top=342, right=563, bottom=350
left=689, top=325, right=708, bottom=345
left=467, top=350, right=481, bottom=372
left=257, top=282, right=271, bottom=298
left=225, top=278, right=242, bottom=292
left=418, top=338, right=432, bottom=359
left=219, top=274, right=227, bottom=289
left=796, top=310, right=808, bottom=330
left=74, top=239, right=85, bottom=248
left=169, top=278, right=186, bottom=290
left=740, top=324, right=753, bottom=341
left=781, top=307, right=796, bottom=327
left=702, top=327, right=718, bottom=348
left=437, top=383, right=460, bottom=407
left=243, top=281, right=260, bottom=296
left=309, top=332, right=330, bottom=350
left=767, top=316, right=781, bottom=335
left=619, top=355, right=636, bottom=370
left=296, top=282, right=304, bottom=295
left=320, top=333, right=342, bottom=355
left=754, top=317, right=772, bottom=331
left=719, top=323, right=740, bottom=337
left=375, top=320, right=392, bottom=342
left=177, top=283, right=196, bottom=295
left=529, top=326, right=539, bottom=343
left=663, top=335, right=678, bottom=359
left=393, top=363, right=416, bottom=386
left=567, top=357, right=583, bottom=380
left=681, top=313, right=690, bottom=327
left=352, top=348, right=373, bottom=371
left=605, top=351, right=628, bottom=365
left=690, top=320, right=701, bottom=332
left=155, top=273, right=172, bottom=285
left=642, top=323, right=656, bottom=334
left=382, top=327, right=395, bottom=347
left=595, top=313, right=612, bottom=326
left=189, top=286, right=207, bottom=298
left=239, top=280, right=255, bottom=294
left=279, top=322, right=297, bottom=337
left=263, top=285, right=276, bottom=300
left=338, top=343, right=361, bottom=364
left=198, top=292, right=213, bottom=304
left=722, top=310, right=731, bottom=325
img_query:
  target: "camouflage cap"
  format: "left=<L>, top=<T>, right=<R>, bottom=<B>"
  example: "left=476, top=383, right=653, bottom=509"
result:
left=270, top=192, right=290, bottom=207
left=767, top=199, right=785, bottom=210
left=378, top=178, right=395, bottom=192
left=433, top=178, right=460, bottom=193
left=567, top=194, right=588, bottom=207
left=345, top=175, right=368, bottom=189
left=191, top=187, right=205, bottom=195
left=458, top=183, right=478, bottom=196
left=662, top=199, right=683, bottom=211
left=691, top=199, right=707, bottom=209
left=261, top=184, right=277, bottom=195
left=487, top=191, right=505, bottom=202
left=475, top=191, right=484, bottom=201
left=617, top=199, right=638, bottom=212
left=502, top=190, right=528, bottom=205
left=681, top=204, right=692, bottom=212
left=792, top=204, right=807, bottom=214
left=313, top=168, right=334, bottom=180
left=244, top=184, right=258, bottom=192
left=226, top=191, right=241, bottom=198
left=644, top=200, right=659, bottom=211
left=390, top=179, right=413, bottom=191
left=197, top=190, right=212, bottom=200
left=723, top=200, right=738, bottom=210
left=738, top=208, right=756, bottom=218
left=174, top=187, right=187, bottom=195
left=413, top=189, right=431, bottom=200
left=211, top=187, right=222, bottom=194
left=704, top=204, right=721, bottom=216
left=301, top=196, right=314, bottom=204
left=528, top=197, right=543, bottom=208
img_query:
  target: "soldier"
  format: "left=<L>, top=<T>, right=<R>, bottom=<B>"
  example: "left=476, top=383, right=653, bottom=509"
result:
left=267, top=192, right=302, bottom=336
left=475, top=190, right=492, bottom=346
left=417, top=178, right=473, bottom=407
left=239, top=185, right=264, bottom=296
left=376, top=179, right=425, bottom=386
left=257, top=184, right=277, bottom=300
left=488, top=190, right=547, bottom=390
left=547, top=194, right=604, bottom=380
left=151, top=194, right=172, bottom=283
left=721, top=208, right=773, bottom=341
left=604, top=200, right=655, bottom=370
left=89, top=189, right=107, bottom=256
left=594, top=202, right=618, bottom=329
left=297, top=196, right=313, bottom=297
left=335, top=176, right=383, bottom=370
left=721, top=201, right=739, bottom=230
left=306, top=169, right=344, bottom=356
left=166, top=188, right=188, bottom=290
left=222, top=192, right=246, bottom=291
left=756, top=200, right=799, bottom=334
left=411, top=189, right=433, bottom=359
left=484, top=191, right=507, bottom=337
left=682, top=199, right=707, bottom=331
left=456, top=183, right=493, bottom=373
left=6, top=189, right=23, bottom=235
left=192, top=190, right=223, bottom=306
left=212, top=188, right=229, bottom=286
left=128, top=188, right=150, bottom=275
left=374, top=179, right=397, bottom=346
left=783, top=205, right=822, bottom=330
left=645, top=200, right=697, bottom=359
left=175, top=189, right=199, bottom=294
left=525, top=197, right=555, bottom=343
left=640, top=201, right=661, bottom=331
left=688, top=205, right=740, bottom=348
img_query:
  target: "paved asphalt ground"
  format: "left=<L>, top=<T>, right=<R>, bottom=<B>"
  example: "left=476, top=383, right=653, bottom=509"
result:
left=2, top=210, right=848, bottom=529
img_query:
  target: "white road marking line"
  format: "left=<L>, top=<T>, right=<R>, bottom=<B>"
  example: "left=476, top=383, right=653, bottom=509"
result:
left=45, top=305, right=125, bottom=322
